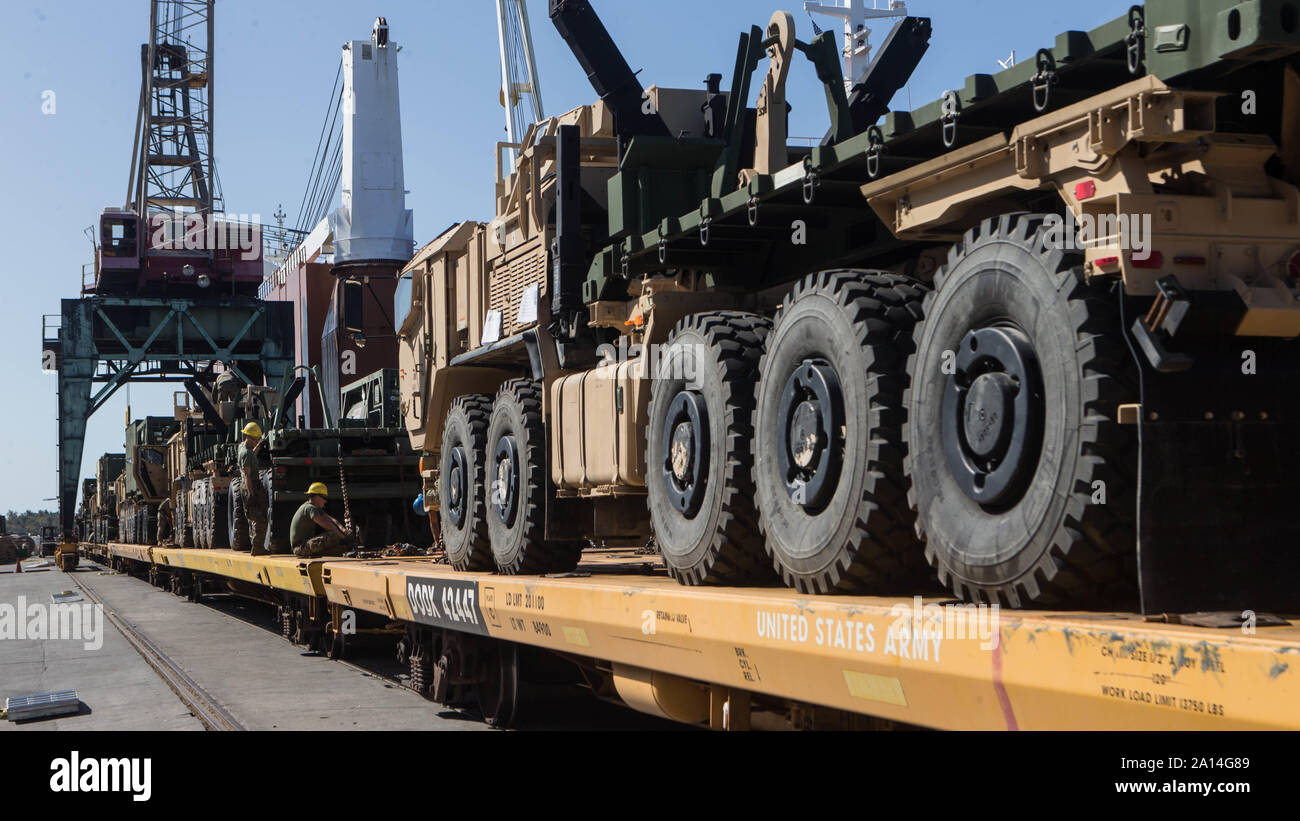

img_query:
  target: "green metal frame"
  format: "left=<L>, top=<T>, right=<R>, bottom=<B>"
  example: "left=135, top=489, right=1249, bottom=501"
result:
left=48, top=296, right=294, bottom=537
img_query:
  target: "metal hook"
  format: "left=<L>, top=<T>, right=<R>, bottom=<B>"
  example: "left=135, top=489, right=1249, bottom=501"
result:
left=1126, top=6, right=1145, bottom=75
left=941, top=90, right=960, bottom=149
left=866, top=126, right=884, bottom=179
left=802, top=165, right=819, bottom=205
left=1032, top=48, right=1057, bottom=113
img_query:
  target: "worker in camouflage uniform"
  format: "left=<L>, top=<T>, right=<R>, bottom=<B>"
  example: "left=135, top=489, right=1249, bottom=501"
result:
left=290, top=482, right=354, bottom=557
left=234, top=422, right=269, bottom=555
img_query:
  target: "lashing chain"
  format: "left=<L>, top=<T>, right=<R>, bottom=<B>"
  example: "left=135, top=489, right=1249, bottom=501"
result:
left=337, top=440, right=354, bottom=533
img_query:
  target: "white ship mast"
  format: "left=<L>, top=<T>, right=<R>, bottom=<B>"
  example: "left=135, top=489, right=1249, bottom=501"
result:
left=804, top=0, right=909, bottom=93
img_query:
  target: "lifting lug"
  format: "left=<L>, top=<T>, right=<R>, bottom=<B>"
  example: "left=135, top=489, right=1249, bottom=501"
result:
left=747, top=196, right=760, bottom=226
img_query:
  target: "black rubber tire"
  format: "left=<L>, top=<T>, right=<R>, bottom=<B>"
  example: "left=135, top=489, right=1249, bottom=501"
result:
left=229, top=478, right=250, bottom=551
left=646, top=311, right=773, bottom=585
left=440, top=394, right=495, bottom=571
left=200, top=489, right=230, bottom=550
left=754, top=270, right=930, bottom=594
left=210, top=491, right=230, bottom=550
left=904, top=213, right=1137, bottom=608
left=178, top=500, right=193, bottom=548
left=191, top=497, right=205, bottom=549
left=486, top=378, right=583, bottom=575
left=198, top=497, right=210, bottom=549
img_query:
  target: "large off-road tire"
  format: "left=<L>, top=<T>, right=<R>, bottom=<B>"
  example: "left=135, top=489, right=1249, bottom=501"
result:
left=440, top=394, right=494, bottom=571
left=199, top=490, right=230, bottom=550
left=193, top=498, right=206, bottom=549
left=647, top=311, right=772, bottom=585
left=178, top=501, right=193, bottom=548
left=754, top=270, right=929, bottom=594
left=486, top=379, right=583, bottom=575
left=905, top=213, right=1137, bottom=608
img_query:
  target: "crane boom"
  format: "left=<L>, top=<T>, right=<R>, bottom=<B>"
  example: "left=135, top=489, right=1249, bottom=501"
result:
left=497, top=0, right=545, bottom=165
left=125, top=0, right=220, bottom=224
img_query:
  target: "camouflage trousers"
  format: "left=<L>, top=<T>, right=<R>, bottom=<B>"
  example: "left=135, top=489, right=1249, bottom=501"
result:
left=235, top=478, right=269, bottom=555
left=292, top=531, right=347, bottom=558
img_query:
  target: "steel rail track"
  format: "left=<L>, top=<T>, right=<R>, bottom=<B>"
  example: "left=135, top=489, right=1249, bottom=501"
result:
left=72, top=572, right=245, bottom=731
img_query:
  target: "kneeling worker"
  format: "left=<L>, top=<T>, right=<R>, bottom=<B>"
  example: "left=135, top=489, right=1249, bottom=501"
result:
left=290, top=482, right=354, bottom=557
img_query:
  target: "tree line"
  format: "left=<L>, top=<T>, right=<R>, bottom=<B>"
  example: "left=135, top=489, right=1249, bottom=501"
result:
left=3, top=510, right=58, bottom=535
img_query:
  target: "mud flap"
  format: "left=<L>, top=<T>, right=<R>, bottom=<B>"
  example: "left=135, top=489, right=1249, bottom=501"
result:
left=1134, top=335, right=1300, bottom=614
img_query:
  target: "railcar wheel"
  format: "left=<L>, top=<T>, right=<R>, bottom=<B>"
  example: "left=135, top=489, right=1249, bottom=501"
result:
left=440, top=395, right=494, bottom=571
left=486, top=378, right=582, bottom=575
left=754, top=271, right=928, bottom=593
left=326, top=632, right=346, bottom=660
left=905, top=214, right=1137, bottom=607
left=646, top=311, right=772, bottom=585
left=477, top=641, right=520, bottom=729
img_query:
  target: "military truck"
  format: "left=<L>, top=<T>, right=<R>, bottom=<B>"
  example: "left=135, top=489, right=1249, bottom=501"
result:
left=76, top=478, right=96, bottom=543
left=119, top=417, right=180, bottom=544
left=239, top=368, right=427, bottom=553
left=394, top=0, right=1300, bottom=613
left=162, top=375, right=278, bottom=549
left=91, top=453, right=125, bottom=543
left=102, top=365, right=427, bottom=554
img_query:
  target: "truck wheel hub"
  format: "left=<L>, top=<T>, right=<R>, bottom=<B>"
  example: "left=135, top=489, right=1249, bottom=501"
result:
left=493, top=435, right=519, bottom=525
left=670, top=422, right=694, bottom=481
left=942, top=326, right=1044, bottom=506
left=446, top=446, right=467, bottom=527
left=777, top=361, right=843, bottom=510
left=660, top=391, right=709, bottom=517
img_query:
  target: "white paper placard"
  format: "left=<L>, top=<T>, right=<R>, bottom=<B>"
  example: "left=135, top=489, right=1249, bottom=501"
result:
left=481, top=309, right=503, bottom=345
left=517, top=283, right=540, bottom=325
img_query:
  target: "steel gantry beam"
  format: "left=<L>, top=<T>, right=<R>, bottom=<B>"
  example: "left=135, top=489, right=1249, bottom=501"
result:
left=46, top=296, right=293, bottom=537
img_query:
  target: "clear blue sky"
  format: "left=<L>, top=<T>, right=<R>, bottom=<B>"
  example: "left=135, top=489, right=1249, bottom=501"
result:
left=0, top=0, right=1137, bottom=514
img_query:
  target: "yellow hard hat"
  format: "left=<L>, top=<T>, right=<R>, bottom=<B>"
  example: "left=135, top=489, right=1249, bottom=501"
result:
left=241, top=422, right=263, bottom=438
left=306, top=482, right=329, bottom=497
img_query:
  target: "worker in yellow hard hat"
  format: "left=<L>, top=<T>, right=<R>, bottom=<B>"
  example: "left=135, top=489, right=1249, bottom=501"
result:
left=234, top=421, right=269, bottom=554
left=289, top=482, right=354, bottom=557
